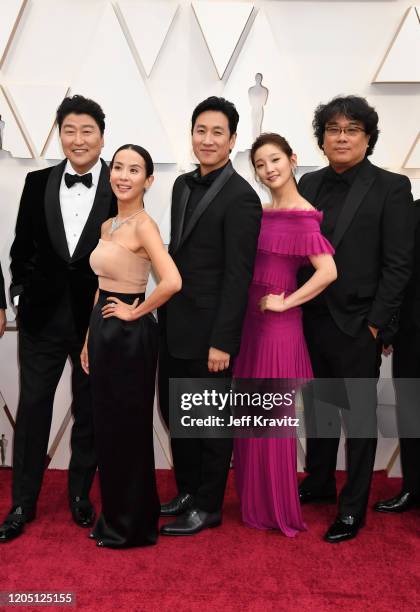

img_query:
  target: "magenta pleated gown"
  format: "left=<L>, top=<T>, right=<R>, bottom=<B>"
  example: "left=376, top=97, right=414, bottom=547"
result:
left=233, top=209, right=334, bottom=536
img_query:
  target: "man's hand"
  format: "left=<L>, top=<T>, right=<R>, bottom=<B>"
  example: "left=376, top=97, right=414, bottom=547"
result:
left=80, top=341, right=89, bottom=375
left=382, top=344, right=393, bottom=357
left=0, top=309, right=6, bottom=337
left=208, top=347, right=230, bottom=373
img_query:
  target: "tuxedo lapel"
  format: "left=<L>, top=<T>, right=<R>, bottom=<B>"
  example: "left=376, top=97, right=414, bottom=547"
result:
left=299, top=168, right=327, bottom=207
left=332, top=160, right=377, bottom=249
left=44, top=160, right=70, bottom=261
left=170, top=182, right=191, bottom=254
left=72, top=160, right=113, bottom=262
left=176, top=161, right=235, bottom=253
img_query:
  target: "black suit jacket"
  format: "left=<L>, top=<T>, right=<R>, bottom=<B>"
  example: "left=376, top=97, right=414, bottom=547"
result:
left=0, top=263, right=6, bottom=309
left=10, top=159, right=116, bottom=337
left=298, top=159, right=413, bottom=337
left=398, top=199, right=420, bottom=335
left=161, top=161, right=262, bottom=359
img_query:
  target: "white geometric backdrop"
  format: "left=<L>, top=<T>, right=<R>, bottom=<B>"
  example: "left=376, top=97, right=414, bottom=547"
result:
left=0, top=0, right=419, bottom=472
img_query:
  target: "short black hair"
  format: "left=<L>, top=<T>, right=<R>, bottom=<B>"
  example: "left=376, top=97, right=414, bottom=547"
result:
left=313, top=95, right=379, bottom=156
left=56, top=95, right=106, bottom=134
left=191, top=96, right=239, bottom=135
left=110, top=144, right=154, bottom=177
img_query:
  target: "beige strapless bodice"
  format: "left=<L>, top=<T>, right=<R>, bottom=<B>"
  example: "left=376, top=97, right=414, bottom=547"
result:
left=90, top=239, right=151, bottom=293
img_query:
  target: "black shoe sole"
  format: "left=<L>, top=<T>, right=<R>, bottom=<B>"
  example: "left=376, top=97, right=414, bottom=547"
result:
left=324, top=532, right=358, bottom=543
left=160, top=521, right=222, bottom=536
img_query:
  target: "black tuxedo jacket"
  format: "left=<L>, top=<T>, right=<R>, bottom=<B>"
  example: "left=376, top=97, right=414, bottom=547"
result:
left=10, top=159, right=116, bottom=337
left=0, top=263, right=6, bottom=309
left=161, top=161, right=261, bottom=359
left=398, top=199, right=420, bottom=335
left=298, top=159, right=413, bottom=337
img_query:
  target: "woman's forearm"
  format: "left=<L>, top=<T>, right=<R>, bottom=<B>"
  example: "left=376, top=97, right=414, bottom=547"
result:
left=130, top=277, right=181, bottom=319
left=284, top=268, right=336, bottom=310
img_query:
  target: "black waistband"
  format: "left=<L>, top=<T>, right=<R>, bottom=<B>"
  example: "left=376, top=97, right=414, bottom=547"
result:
left=98, top=289, right=145, bottom=304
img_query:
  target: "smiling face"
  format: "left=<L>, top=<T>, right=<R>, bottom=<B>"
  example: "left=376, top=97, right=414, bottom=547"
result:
left=253, top=143, right=296, bottom=191
left=322, top=113, right=370, bottom=172
left=110, top=148, right=154, bottom=203
left=60, top=113, right=104, bottom=174
left=191, top=111, right=236, bottom=175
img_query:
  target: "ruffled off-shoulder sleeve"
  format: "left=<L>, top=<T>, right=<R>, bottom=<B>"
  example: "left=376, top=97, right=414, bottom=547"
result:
left=258, top=210, right=335, bottom=257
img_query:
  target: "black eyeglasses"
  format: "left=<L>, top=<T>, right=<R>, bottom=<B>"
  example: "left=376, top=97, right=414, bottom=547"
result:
left=325, top=126, right=366, bottom=137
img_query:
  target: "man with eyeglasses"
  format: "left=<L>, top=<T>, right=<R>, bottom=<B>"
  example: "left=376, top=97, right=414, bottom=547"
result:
left=298, top=95, right=413, bottom=542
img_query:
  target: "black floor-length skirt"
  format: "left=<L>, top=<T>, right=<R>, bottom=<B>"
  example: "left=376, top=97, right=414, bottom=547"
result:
left=88, top=290, right=159, bottom=548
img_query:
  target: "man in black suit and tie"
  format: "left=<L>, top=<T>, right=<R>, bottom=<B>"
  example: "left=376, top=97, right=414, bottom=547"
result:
left=375, top=199, right=420, bottom=516
left=158, top=96, right=261, bottom=535
left=0, top=95, right=116, bottom=542
left=0, top=264, right=6, bottom=337
left=298, top=95, right=413, bottom=542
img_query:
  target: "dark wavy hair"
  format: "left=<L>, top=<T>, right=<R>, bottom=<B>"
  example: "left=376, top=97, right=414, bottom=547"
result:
left=191, top=96, right=239, bottom=135
left=313, top=95, right=379, bottom=156
left=56, top=95, right=106, bottom=134
left=110, top=144, right=154, bottom=177
left=250, top=132, right=294, bottom=167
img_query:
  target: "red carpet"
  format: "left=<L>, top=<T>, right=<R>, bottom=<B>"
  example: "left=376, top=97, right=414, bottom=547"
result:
left=0, top=469, right=419, bottom=611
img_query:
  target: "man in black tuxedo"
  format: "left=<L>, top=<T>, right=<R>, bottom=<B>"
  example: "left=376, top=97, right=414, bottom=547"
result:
left=158, top=97, right=261, bottom=535
left=0, top=264, right=6, bottom=337
left=0, top=95, right=116, bottom=542
left=298, top=95, right=413, bottom=542
left=375, top=199, right=420, bottom=516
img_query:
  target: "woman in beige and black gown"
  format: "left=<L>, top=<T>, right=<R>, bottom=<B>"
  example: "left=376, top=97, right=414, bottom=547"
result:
left=82, top=144, right=181, bottom=548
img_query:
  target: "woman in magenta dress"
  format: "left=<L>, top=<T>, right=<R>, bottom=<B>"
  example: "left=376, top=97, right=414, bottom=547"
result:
left=234, top=133, right=337, bottom=536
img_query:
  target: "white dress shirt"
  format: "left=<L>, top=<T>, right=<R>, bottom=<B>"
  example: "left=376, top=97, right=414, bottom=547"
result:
left=59, top=158, right=102, bottom=257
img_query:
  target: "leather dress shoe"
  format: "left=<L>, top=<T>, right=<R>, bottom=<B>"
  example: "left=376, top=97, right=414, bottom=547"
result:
left=70, top=499, right=95, bottom=528
left=374, top=491, right=420, bottom=514
left=160, top=508, right=221, bottom=536
left=298, top=488, right=336, bottom=505
left=0, top=506, right=35, bottom=543
left=324, top=515, right=364, bottom=543
left=160, top=493, right=194, bottom=517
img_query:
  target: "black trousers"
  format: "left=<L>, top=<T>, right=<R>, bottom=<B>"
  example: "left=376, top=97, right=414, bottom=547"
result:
left=12, top=302, right=96, bottom=513
left=89, top=291, right=159, bottom=548
left=301, top=311, right=381, bottom=519
left=393, top=328, right=420, bottom=495
left=158, top=344, right=232, bottom=513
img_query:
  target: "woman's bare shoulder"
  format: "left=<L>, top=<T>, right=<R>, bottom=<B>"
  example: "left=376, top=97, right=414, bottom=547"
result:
left=294, top=198, right=316, bottom=211
left=136, top=212, right=162, bottom=239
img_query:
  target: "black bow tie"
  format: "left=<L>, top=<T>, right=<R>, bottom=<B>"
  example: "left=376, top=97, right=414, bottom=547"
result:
left=65, top=172, right=93, bottom=189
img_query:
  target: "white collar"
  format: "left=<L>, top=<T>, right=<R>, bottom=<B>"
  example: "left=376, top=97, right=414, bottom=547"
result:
left=64, top=158, right=102, bottom=187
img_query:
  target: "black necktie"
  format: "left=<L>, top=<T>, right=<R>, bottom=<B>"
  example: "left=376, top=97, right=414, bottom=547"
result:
left=65, top=172, right=93, bottom=189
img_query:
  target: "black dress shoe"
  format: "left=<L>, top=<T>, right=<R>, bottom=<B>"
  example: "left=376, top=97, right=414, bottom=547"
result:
left=0, top=506, right=35, bottom=543
left=298, top=488, right=337, bottom=505
left=374, top=491, right=420, bottom=514
left=160, top=508, right=222, bottom=536
left=70, top=500, right=95, bottom=528
left=160, top=493, right=194, bottom=517
left=324, top=515, right=364, bottom=543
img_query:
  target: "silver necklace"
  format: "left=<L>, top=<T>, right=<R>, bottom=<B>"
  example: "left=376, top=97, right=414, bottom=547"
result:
left=109, top=208, right=145, bottom=234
